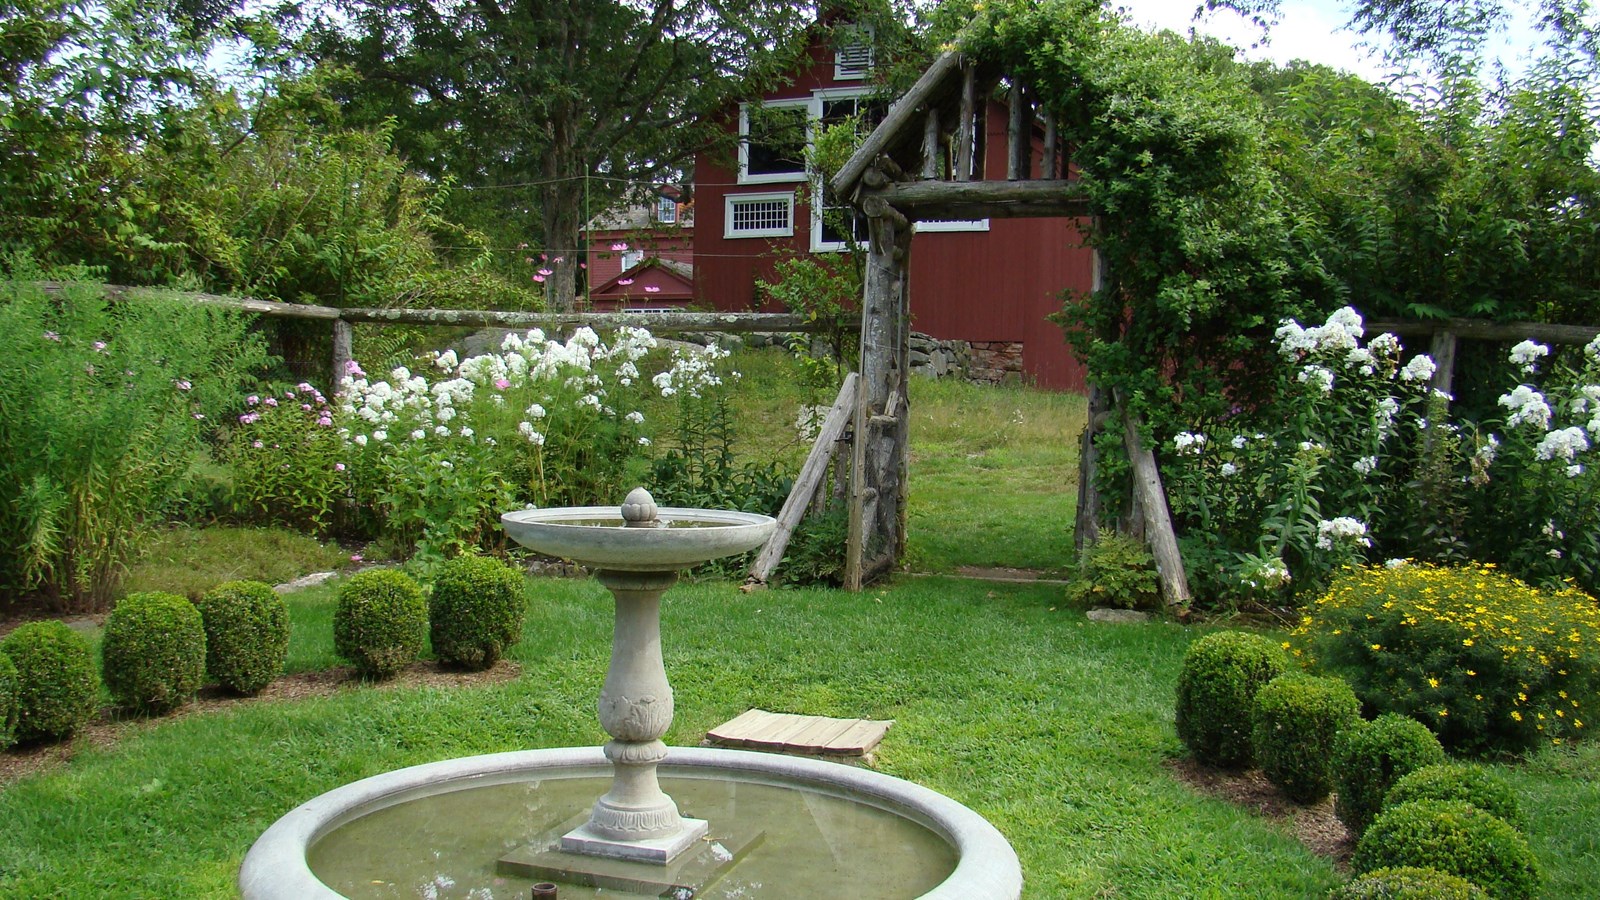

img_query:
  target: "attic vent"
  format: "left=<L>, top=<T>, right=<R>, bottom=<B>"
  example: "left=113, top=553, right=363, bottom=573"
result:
left=834, top=25, right=874, bottom=80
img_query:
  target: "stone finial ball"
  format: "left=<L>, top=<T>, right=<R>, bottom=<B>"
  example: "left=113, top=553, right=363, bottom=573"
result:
left=621, top=487, right=659, bottom=526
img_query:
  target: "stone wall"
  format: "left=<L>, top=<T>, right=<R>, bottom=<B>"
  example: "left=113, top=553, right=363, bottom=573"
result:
left=908, top=333, right=1024, bottom=385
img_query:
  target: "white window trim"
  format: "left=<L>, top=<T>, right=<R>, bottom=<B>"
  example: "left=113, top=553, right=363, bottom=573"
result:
left=620, top=249, right=645, bottom=270
left=914, top=219, right=991, bottom=233
left=737, top=99, right=811, bottom=185
left=809, top=88, right=877, bottom=252
left=834, top=24, right=875, bottom=81
left=725, top=190, right=795, bottom=239
left=656, top=196, right=677, bottom=223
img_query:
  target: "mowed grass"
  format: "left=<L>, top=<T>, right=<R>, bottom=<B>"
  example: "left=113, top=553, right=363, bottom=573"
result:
left=122, top=525, right=352, bottom=600
left=2, top=574, right=1594, bottom=897
left=906, top=377, right=1086, bottom=574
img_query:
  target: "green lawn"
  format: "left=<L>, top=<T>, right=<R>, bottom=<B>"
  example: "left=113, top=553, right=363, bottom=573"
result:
left=1, top=575, right=1595, bottom=898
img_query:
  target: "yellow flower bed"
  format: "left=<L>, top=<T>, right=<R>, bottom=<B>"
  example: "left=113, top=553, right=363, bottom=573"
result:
left=1293, top=563, right=1599, bottom=754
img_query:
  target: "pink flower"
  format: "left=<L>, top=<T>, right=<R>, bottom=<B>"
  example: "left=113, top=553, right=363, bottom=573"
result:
left=92, top=341, right=107, bottom=352
left=297, top=382, right=314, bottom=393
left=533, top=274, right=546, bottom=283
left=301, top=403, right=313, bottom=411
left=537, top=268, right=553, bottom=277
left=252, top=440, right=264, bottom=449
left=345, top=360, right=365, bottom=376
left=644, top=286, right=661, bottom=293
left=42, top=331, right=60, bottom=342
left=174, top=379, right=191, bottom=391
left=539, top=253, right=547, bottom=261
left=264, top=397, right=278, bottom=407
left=610, top=242, right=628, bottom=251
left=517, top=242, right=528, bottom=249
left=335, top=463, right=346, bottom=472
left=579, top=262, right=586, bottom=269
left=239, top=412, right=259, bottom=424
left=494, top=378, right=511, bottom=390
left=350, top=553, right=363, bottom=563
left=247, top=395, right=259, bottom=405
left=552, top=256, right=564, bottom=263
left=284, top=390, right=295, bottom=399
left=317, top=416, right=333, bottom=427
left=618, top=278, right=634, bottom=286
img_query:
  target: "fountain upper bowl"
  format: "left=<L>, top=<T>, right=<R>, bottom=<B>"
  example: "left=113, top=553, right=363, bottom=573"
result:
left=501, top=506, right=777, bottom=571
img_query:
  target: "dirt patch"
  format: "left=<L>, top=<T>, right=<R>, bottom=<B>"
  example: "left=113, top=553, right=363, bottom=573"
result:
left=1166, top=756, right=1355, bottom=864
left=0, top=659, right=521, bottom=788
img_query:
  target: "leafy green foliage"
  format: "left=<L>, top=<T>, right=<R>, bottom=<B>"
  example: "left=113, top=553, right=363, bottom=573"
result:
left=759, top=254, right=860, bottom=390
left=101, top=591, right=207, bottom=712
left=0, top=620, right=97, bottom=743
left=428, top=554, right=525, bottom=671
left=0, top=278, right=269, bottom=611
left=1066, top=533, right=1160, bottom=610
left=199, top=580, right=290, bottom=695
left=1293, top=563, right=1599, bottom=754
left=1353, top=801, right=1541, bottom=900
left=333, top=569, right=427, bottom=679
left=1175, top=631, right=1290, bottom=768
left=1330, top=866, right=1491, bottom=900
left=1384, top=764, right=1529, bottom=835
left=0, top=652, right=18, bottom=750
left=1251, top=672, right=1362, bottom=803
left=227, top=383, right=345, bottom=535
left=1334, top=713, right=1448, bottom=838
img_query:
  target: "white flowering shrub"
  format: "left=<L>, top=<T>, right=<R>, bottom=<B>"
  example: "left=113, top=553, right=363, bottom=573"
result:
left=331, top=327, right=744, bottom=561
left=1163, top=306, right=1600, bottom=604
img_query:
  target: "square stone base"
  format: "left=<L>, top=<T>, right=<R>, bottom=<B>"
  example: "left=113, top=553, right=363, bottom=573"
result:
left=499, top=814, right=765, bottom=896
left=561, top=817, right=708, bottom=863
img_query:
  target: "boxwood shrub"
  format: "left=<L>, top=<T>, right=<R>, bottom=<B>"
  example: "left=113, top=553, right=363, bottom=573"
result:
left=1384, top=764, right=1528, bottom=834
left=429, top=554, right=525, bottom=671
left=1251, top=671, right=1361, bottom=803
left=0, top=651, right=18, bottom=750
left=0, top=620, right=97, bottom=743
left=1334, top=713, right=1448, bottom=838
left=1293, top=563, right=1598, bottom=754
left=199, top=580, right=290, bottom=695
left=1175, top=631, right=1289, bottom=768
left=101, top=591, right=207, bottom=712
left=334, top=569, right=427, bottom=679
left=1330, top=866, right=1490, bottom=899
left=1352, top=800, right=1541, bottom=900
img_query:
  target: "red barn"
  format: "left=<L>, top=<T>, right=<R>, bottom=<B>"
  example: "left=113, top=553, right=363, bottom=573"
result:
left=692, top=24, right=1094, bottom=391
left=584, top=188, right=695, bottom=311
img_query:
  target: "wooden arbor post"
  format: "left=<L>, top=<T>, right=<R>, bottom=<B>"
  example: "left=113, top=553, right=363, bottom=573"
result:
left=846, top=165, right=914, bottom=590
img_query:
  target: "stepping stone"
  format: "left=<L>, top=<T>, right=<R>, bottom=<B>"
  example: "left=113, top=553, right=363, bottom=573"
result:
left=706, top=709, right=892, bottom=758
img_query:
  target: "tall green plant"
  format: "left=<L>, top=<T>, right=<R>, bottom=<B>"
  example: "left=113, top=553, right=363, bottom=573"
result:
left=0, top=277, right=268, bottom=610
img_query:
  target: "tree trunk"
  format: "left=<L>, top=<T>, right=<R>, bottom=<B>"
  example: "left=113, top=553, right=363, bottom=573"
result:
left=541, top=103, right=583, bottom=312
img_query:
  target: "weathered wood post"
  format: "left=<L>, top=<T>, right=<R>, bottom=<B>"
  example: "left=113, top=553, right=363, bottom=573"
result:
left=331, top=318, right=354, bottom=391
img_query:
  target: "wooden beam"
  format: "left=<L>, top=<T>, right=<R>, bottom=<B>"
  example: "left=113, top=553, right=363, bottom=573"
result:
left=832, top=52, right=963, bottom=198
left=881, top=179, right=1091, bottom=221
left=1117, top=390, right=1191, bottom=612
left=1007, top=79, right=1029, bottom=180
left=861, top=195, right=911, bottom=230
left=922, top=108, right=941, bottom=180
left=338, top=309, right=833, bottom=333
left=1368, top=318, right=1600, bottom=346
left=745, top=372, right=859, bottom=589
left=955, top=60, right=976, bottom=182
left=37, top=282, right=343, bottom=320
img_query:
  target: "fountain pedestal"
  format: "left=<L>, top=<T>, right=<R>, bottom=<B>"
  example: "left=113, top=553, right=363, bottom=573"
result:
left=562, top=568, right=707, bottom=862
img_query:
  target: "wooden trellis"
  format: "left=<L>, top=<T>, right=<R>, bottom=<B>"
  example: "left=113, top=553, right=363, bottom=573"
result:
left=831, top=51, right=1191, bottom=606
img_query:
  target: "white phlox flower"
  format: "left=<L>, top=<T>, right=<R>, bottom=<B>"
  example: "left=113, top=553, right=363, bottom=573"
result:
left=1534, top=426, right=1589, bottom=462
left=1173, top=432, right=1207, bottom=455
left=1219, top=462, right=1238, bottom=477
left=1398, top=355, right=1437, bottom=383
left=1509, top=340, right=1550, bottom=375
left=1353, top=456, right=1378, bottom=476
left=1316, top=517, right=1371, bottom=550
left=1298, top=365, right=1335, bottom=393
left=1499, top=385, right=1552, bottom=430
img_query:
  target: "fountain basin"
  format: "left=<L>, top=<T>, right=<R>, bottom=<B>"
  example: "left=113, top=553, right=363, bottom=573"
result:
left=501, top=507, right=777, bottom=571
left=239, top=746, right=1022, bottom=899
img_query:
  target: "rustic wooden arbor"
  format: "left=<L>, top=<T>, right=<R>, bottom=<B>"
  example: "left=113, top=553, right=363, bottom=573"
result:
left=830, top=51, right=1191, bottom=605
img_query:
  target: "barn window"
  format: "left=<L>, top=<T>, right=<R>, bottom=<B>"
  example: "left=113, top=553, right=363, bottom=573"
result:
left=657, top=196, right=678, bottom=223
left=739, top=100, right=809, bottom=184
left=725, top=192, right=795, bottom=239
left=811, top=91, right=886, bottom=252
left=914, top=219, right=991, bottom=233
left=834, top=25, right=874, bottom=81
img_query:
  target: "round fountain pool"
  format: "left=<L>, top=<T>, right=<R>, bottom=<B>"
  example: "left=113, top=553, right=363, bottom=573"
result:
left=240, top=747, right=1021, bottom=899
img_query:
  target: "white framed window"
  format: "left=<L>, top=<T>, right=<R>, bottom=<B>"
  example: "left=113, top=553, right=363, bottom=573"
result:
left=810, top=88, right=884, bottom=252
left=914, top=219, right=991, bottom=233
left=738, top=99, right=810, bottom=184
left=834, top=25, right=874, bottom=81
left=620, top=249, right=645, bottom=270
left=725, top=191, right=795, bottom=239
left=657, top=196, right=677, bottom=223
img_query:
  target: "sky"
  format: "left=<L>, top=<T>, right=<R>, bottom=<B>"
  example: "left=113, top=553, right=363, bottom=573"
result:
left=1112, top=0, right=1548, bottom=84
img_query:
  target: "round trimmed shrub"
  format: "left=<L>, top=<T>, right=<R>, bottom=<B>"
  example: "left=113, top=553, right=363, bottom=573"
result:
left=1334, top=713, right=1448, bottom=837
left=0, top=620, right=97, bottom=742
left=1352, top=801, right=1541, bottom=900
left=0, top=651, right=18, bottom=750
left=1251, top=671, right=1361, bottom=803
left=1294, top=563, right=1599, bottom=755
left=1175, top=631, right=1289, bottom=768
left=1330, top=866, right=1490, bottom=900
left=102, top=591, right=207, bottom=712
left=199, top=580, right=289, bottom=695
left=1384, top=764, right=1528, bottom=834
left=429, top=554, right=525, bottom=671
left=334, top=569, right=426, bottom=679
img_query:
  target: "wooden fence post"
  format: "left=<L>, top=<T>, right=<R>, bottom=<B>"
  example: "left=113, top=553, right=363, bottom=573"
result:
left=331, top=318, right=354, bottom=391
left=1115, top=389, right=1191, bottom=613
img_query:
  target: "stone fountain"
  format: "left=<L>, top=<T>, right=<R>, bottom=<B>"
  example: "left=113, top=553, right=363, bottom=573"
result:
left=239, top=489, right=1022, bottom=899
